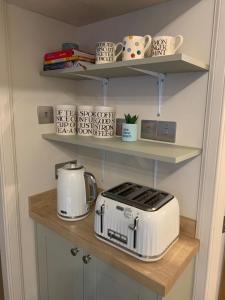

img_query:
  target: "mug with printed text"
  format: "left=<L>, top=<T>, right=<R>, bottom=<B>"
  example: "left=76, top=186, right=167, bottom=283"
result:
left=95, top=41, right=123, bottom=64
left=77, top=105, right=93, bottom=136
left=55, top=105, right=76, bottom=135
left=151, top=35, right=184, bottom=57
left=122, top=35, right=152, bottom=61
left=93, top=106, right=115, bottom=138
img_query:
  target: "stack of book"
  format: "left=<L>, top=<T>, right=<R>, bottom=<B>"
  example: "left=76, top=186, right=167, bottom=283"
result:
left=43, top=49, right=95, bottom=71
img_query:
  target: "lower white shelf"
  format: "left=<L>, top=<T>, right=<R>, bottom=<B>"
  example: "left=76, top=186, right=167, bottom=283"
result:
left=42, top=133, right=201, bottom=164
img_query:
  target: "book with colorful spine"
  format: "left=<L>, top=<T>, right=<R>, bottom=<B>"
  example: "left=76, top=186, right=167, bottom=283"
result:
left=43, top=49, right=95, bottom=71
left=43, top=60, right=92, bottom=71
left=44, top=55, right=95, bottom=65
left=44, top=49, right=95, bottom=61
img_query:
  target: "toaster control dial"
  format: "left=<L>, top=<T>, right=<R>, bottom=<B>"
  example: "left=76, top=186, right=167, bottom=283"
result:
left=70, top=248, right=79, bottom=256
left=124, top=208, right=133, bottom=219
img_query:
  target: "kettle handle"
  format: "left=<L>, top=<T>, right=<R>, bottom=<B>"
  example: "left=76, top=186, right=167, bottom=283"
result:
left=84, top=172, right=98, bottom=207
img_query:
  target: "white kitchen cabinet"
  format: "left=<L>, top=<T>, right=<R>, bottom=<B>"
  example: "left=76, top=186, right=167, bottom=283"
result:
left=36, top=223, right=158, bottom=300
left=36, top=224, right=84, bottom=300
left=36, top=223, right=194, bottom=300
left=83, top=255, right=158, bottom=300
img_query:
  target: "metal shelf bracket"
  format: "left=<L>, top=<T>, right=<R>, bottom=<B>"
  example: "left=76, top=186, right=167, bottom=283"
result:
left=157, top=74, right=165, bottom=117
left=102, top=79, right=109, bottom=106
left=153, top=160, right=158, bottom=189
left=127, top=67, right=166, bottom=117
left=101, top=79, right=109, bottom=182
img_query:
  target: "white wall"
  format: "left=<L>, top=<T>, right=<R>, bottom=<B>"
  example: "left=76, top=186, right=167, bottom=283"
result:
left=73, top=0, right=214, bottom=218
left=7, top=5, right=80, bottom=299
left=7, top=0, right=215, bottom=299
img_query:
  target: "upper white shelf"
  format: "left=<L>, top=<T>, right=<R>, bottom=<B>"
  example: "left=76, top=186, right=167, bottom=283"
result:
left=42, top=133, right=201, bottom=164
left=40, top=54, right=209, bottom=81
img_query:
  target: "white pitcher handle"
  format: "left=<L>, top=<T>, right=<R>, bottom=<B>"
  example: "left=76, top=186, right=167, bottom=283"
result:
left=114, top=42, right=123, bottom=61
left=143, top=35, right=152, bottom=54
left=174, top=35, right=184, bottom=53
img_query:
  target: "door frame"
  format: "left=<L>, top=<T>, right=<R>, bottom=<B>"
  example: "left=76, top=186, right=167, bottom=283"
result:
left=193, top=0, right=225, bottom=299
left=0, top=0, right=24, bottom=299
left=0, top=0, right=224, bottom=300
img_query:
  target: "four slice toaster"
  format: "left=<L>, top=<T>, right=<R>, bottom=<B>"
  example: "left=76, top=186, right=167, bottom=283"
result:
left=94, top=182, right=180, bottom=261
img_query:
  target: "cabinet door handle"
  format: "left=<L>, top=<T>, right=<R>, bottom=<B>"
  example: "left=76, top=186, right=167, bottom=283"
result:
left=71, top=248, right=79, bottom=256
left=82, top=254, right=91, bottom=264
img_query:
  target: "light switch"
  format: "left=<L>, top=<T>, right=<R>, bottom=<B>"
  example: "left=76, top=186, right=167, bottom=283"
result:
left=116, top=118, right=125, bottom=136
left=141, top=120, right=157, bottom=140
left=37, top=106, right=54, bottom=124
left=156, top=121, right=176, bottom=143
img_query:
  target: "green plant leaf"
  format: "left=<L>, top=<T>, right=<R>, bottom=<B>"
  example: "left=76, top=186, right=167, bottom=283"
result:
left=124, top=113, right=138, bottom=124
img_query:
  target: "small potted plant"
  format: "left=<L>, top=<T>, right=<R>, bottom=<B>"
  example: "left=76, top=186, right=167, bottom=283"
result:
left=122, top=114, right=138, bottom=142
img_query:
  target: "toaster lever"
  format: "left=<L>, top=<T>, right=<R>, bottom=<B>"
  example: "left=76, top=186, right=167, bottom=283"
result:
left=129, top=217, right=139, bottom=249
left=129, top=216, right=139, bottom=231
left=96, top=204, right=105, bottom=233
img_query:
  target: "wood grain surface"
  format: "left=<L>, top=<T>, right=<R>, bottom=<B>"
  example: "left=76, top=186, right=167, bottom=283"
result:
left=29, top=189, right=199, bottom=296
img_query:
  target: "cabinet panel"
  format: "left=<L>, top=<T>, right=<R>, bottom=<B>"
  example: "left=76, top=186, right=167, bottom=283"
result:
left=36, top=224, right=49, bottom=300
left=36, top=223, right=192, bottom=300
left=36, top=224, right=83, bottom=300
left=84, top=255, right=157, bottom=300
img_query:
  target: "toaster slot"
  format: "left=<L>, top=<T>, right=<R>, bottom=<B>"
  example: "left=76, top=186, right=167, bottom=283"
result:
left=133, top=189, right=157, bottom=203
left=118, top=187, right=136, bottom=197
left=144, top=192, right=173, bottom=210
left=106, top=182, right=133, bottom=195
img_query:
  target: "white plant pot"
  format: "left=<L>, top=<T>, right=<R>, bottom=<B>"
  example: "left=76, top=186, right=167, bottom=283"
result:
left=122, top=123, right=138, bottom=142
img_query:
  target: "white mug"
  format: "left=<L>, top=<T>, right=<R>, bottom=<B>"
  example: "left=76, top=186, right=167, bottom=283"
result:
left=151, top=35, right=184, bottom=57
left=55, top=105, right=76, bottom=135
left=95, top=41, right=123, bottom=64
left=77, top=105, right=93, bottom=136
left=122, top=35, right=152, bottom=61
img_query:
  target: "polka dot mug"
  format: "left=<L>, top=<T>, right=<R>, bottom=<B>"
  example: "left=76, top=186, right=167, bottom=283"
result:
left=122, top=35, right=152, bottom=61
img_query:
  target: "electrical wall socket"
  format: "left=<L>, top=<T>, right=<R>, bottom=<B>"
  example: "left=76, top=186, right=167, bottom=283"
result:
left=141, top=120, right=176, bottom=143
left=141, top=120, right=157, bottom=140
left=116, top=118, right=125, bottom=136
left=37, top=106, right=54, bottom=124
left=157, top=121, right=176, bottom=143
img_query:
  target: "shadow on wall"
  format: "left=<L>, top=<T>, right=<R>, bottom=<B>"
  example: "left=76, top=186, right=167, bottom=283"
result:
left=71, top=71, right=206, bottom=104
left=51, top=141, right=194, bottom=179
left=77, top=0, right=202, bottom=49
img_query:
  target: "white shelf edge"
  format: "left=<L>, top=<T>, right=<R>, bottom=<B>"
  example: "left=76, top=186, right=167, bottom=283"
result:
left=42, top=133, right=202, bottom=164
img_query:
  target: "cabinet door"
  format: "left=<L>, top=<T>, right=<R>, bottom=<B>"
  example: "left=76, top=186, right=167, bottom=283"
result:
left=84, top=254, right=146, bottom=300
left=36, top=224, right=84, bottom=300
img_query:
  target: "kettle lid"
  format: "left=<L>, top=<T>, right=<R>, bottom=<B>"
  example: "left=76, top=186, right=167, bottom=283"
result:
left=63, top=162, right=84, bottom=170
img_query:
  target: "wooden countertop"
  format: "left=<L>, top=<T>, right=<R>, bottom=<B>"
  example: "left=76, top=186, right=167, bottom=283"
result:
left=29, top=189, right=200, bottom=297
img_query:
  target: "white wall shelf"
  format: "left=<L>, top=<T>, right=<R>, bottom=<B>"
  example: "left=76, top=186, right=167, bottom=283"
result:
left=42, top=134, right=201, bottom=164
left=40, top=53, right=208, bottom=81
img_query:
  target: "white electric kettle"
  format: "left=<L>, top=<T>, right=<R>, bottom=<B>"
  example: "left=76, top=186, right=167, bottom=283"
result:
left=57, top=162, right=97, bottom=221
